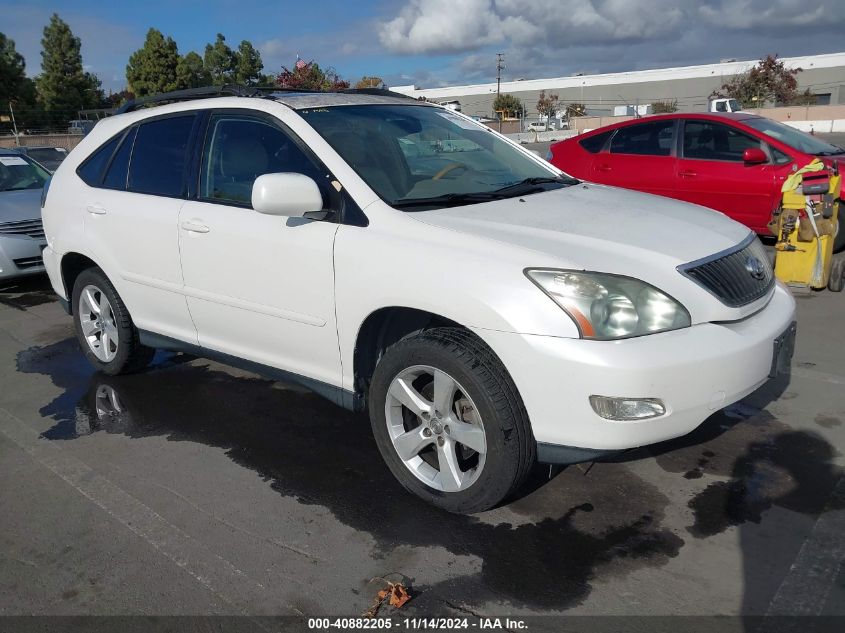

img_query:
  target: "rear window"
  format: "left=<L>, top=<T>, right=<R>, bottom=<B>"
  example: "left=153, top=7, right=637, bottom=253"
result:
left=127, top=115, right=195, bottom=197
left=103, top=127, right=137, bottom=190
left=578, top=130, right=612, bottom=153
left=77, top=134, right=122, bottom=186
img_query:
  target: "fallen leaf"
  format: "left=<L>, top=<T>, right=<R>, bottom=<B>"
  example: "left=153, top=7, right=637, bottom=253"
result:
left=363, top=579, right=412, bottom=617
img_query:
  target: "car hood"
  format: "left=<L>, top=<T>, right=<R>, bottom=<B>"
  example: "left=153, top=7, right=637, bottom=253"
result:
left=412, top=183, right=763, bottom=322
left=0, top=189, right=43, bottom=223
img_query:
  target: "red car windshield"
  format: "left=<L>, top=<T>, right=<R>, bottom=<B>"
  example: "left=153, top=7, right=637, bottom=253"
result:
left=743, top=118, right=844, bottom=156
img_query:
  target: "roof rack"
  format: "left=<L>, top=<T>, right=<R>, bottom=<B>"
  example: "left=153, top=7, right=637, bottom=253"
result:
left=116, top=84, right=273, bottom=114
left=115, top=84, right=417, bottom=115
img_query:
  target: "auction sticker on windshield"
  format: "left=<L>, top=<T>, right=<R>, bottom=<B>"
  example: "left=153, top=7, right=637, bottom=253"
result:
left=0, top=156, right=28, bottom=166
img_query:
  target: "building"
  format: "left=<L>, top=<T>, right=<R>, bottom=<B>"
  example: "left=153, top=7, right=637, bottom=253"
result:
left=392, top=52, right=845, bottom=120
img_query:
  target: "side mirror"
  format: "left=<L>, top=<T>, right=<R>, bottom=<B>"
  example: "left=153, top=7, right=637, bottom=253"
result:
left=252, top=173, right=323, bottom=217
left=743, top=148, right=767, bottom=165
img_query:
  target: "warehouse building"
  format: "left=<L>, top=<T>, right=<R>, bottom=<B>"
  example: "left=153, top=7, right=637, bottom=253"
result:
left=392, top=52, right=845, bottom=120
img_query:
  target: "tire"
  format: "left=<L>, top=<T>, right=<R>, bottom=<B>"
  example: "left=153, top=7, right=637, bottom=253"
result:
left=72, top=267, right=154, bottom=375
left=368, top=327, right=535, bottom=513
left=828, top=257, right=845, bottom=292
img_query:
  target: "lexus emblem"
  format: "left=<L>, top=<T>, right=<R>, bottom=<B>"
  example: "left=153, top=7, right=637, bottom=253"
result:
left=745, top=256, right=766, bottom=281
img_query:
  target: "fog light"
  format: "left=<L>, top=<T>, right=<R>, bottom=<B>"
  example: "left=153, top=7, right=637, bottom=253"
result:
left=589, top=395, right=665, bottom=421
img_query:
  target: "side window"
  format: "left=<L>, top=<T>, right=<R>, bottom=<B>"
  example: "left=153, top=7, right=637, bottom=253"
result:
left=103, top=127, right=137, bottom=190
left=771, top=147, right=793, bottom=165
left=127, top=115, right=195, bottom=197
left=579, top=130, right=613, bottom=154
left=610, top=121, right=674, bottom=156
left=199, top=115, right=327, bottom=207
left=683, top=121, right=763, bottom=162
left=76, top=133, right=122, bottom=186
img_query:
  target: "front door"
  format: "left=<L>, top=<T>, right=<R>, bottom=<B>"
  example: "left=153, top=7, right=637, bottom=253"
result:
left=675, top=119, right=777, bottom=232
left=177, top=112, right=342, bottom=388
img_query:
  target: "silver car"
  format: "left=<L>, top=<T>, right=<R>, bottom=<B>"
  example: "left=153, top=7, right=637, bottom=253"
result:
left=0, top=148, right=49, bottom=280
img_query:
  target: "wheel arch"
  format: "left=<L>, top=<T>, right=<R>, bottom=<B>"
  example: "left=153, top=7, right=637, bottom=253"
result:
left=60, top=252, right=102, bottom=314
left=353, top=306, right=468, bottom=408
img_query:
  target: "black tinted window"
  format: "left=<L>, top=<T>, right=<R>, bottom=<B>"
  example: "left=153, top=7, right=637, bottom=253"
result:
left=610, top=121, right=675, bottom=156
left=128, top=115, right=195, bottom=197
left=683, top=121, right=763, bottom=161
left=77, top=134, right=121, bottom=186
left=199, top=115, right=326, bottom=206
left=103, top=127, right=137, bottom=190
left=579, top=130, right=612, bottom=153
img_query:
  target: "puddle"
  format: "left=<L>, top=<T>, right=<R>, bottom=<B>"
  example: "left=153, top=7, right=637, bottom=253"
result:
left=17, top=338, right=686, bottom=610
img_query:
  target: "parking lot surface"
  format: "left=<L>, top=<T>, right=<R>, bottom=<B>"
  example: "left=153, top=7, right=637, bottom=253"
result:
left=1, top=267, right=844, bottom=619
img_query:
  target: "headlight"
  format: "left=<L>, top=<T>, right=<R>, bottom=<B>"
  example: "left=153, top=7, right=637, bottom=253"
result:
left=525, top=269, right=691, bottom=340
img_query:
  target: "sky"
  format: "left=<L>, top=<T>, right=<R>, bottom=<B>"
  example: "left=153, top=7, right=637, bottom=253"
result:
left=2, top=0, right=845, bottom=93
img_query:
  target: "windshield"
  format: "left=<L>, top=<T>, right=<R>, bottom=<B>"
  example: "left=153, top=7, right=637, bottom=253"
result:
left=0, top=154, right=49, bottom=192
left=299, top=104, right=565, bottom=208
left=743, top=117, right=844, bottom=155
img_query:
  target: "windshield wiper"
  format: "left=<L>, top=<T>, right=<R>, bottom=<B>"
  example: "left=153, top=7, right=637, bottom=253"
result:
left=492, top=176, right=579, bottom=194
left=815, top=147, right=845, bottom=156
left=392, top=192, right=507, bottom=209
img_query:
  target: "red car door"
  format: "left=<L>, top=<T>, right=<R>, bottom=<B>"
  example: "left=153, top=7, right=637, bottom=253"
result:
left=590, top=119, right=678, bottom=197
left=674, top=119, right=778, bottom=233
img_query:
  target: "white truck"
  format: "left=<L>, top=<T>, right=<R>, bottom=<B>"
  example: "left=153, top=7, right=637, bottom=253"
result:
left=709, top=98, right=743, bottom=113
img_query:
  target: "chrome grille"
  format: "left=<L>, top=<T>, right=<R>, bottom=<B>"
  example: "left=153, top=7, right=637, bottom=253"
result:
left=0, top=218, right=45, bottom=240
left=678, top=235, right=774, bottom=308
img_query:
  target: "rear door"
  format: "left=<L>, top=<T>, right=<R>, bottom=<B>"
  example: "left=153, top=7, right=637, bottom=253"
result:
left=79, top=113, right=199, bottom=343
left=591, top=119, right=678, bottom=197
left=675, top=119, right=777, bottom=232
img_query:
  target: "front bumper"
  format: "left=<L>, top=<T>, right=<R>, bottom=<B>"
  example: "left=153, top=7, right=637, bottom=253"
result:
left=474, top=282, right=796, bottom=457
left=0, top=234, right=46, bottom=280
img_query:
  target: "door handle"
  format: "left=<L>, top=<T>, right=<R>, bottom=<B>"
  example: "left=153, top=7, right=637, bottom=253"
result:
left=595, top=164, right=612, bottom=172
left=679, top=170, right=697, bottom=178
left=86, top=204, right=107, bottom=215
left=180, top=220, right=210, bottom=234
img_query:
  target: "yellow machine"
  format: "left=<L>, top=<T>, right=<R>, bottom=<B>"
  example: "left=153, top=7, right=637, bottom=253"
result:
left=771, top=160, right=844, bottom=292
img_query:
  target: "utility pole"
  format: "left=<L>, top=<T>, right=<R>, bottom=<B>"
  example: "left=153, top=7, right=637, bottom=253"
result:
left=9, top=102, right=20, bottom=146
left=496, top=53, right=505, bottom=133
left=496, top=52, right=505, bottom=96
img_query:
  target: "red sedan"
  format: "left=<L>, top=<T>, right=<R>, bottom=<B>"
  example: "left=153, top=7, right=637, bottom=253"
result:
left=548, top=113, right=845, bottom=249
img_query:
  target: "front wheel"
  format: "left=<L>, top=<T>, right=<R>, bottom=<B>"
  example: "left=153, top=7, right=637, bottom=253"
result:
left=72, top=268, right=154, bottom=375
left=368, top=328, right=535, bottom=513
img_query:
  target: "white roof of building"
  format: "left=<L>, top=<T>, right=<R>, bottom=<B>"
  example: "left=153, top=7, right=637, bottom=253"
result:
left=392, top=52, right=845, bottom=99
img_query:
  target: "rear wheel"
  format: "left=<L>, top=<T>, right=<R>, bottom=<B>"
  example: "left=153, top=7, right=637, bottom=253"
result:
left=834, top=203, right=844, bottom=253
left=369, top=327, right=535, bottom=513
left=72, top=268, right=154, bottom=375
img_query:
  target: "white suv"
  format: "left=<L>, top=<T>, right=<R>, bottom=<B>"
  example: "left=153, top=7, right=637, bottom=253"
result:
left=41, top=88, right=796, bottom=513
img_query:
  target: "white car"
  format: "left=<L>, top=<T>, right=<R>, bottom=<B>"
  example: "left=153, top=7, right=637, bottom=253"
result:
left=41, top=88, right=796, bottom=513
left=528, top=121, right=551, bottom=132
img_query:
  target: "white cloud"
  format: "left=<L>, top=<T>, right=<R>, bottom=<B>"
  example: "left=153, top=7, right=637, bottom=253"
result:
left=379, top=0, right=690, bottom=55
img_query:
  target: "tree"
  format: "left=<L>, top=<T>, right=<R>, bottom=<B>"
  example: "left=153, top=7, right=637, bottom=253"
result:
left=234, top=40, right=264, bottom=86
left=176, top=51, right=210, bottom=89
left=105, top=89, right=135, bottom=109
left=126, top=28, right=180, bottom=97
left=354, top=76, right=385, bottom=89
left=276, top=60, right=349, bottom=91
left=204, top=33, right=236, bottom=85
left=711, top=54, right=801, bottom=107
left=493, top=93, right=522, bottom=118
left=37, top=14, right=102, bottom=124
left=652, top=99, right=678, bottom=114
left=0, top=33, right=27, bottom=107
left=536, top=90, right=559, bottom=119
